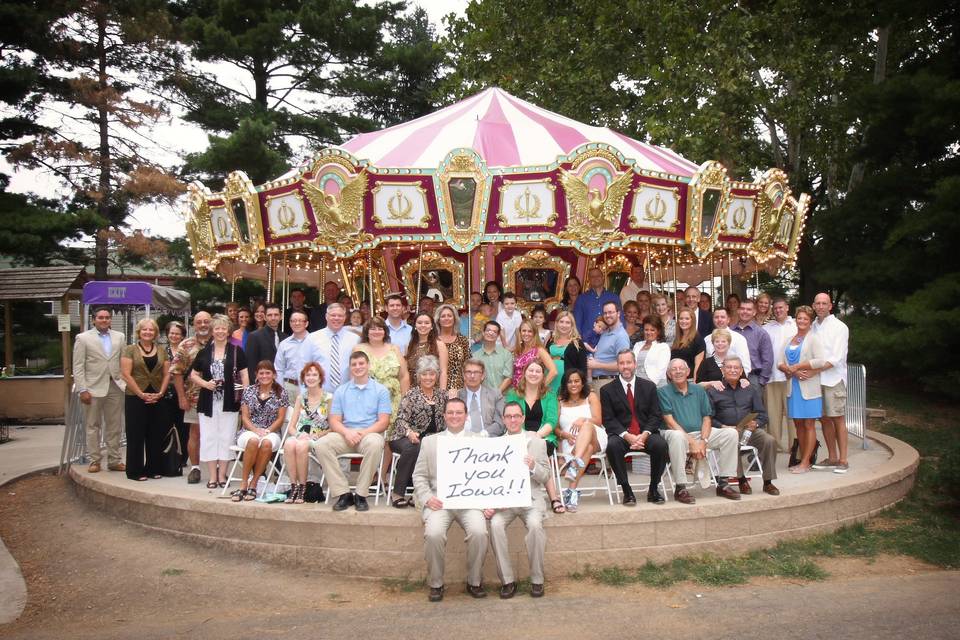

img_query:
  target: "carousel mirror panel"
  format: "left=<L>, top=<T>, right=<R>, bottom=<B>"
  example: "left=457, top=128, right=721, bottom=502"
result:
left=399, top=251, right=466, bottom=309
left=501, top=250, right=571, bottom=313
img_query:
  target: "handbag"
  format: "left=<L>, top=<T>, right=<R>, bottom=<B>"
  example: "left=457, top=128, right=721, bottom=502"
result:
left=160, top=426, right=183, bottom=477
left=303, top=481, right=325, bottom=503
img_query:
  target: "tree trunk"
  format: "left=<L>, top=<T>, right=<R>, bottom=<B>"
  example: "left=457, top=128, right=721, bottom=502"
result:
left=94, top=4, right=111, bottom=280
left=846, top=24, right=891, bottom=194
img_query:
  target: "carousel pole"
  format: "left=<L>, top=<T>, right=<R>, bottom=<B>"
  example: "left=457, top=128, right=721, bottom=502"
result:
left=368, top=248, right=375, bottom=314
left=282, top=253, right=289, bottom=331
left=726, top=251, right=734, bottom=303
left=466, top=248, right=472, bottom=339
left=671, top=246, right=679, bottom=318
left=709, top=257, right=716, bottom=311
left=230, top=275, right=237, bottom=302
left=646, top=248, right=654, bottom=295
left=267, top=255, right=275, bottom=303
left=414, top=242, right=425, bottom=313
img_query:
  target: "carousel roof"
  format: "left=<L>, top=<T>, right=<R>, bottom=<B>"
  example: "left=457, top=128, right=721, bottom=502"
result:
left=339, top=88, right=699, bottom=176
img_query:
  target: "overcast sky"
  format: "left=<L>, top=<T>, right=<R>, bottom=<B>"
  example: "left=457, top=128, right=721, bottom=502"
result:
left=2, top=0, right=470, bottom=243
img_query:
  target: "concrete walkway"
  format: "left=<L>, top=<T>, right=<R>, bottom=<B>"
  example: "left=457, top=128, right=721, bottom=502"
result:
left=0, top=424, right=65, bottom=624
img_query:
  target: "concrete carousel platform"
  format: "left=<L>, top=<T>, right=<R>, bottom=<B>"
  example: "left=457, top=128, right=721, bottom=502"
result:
left=68, top=432, right=917, bottom=583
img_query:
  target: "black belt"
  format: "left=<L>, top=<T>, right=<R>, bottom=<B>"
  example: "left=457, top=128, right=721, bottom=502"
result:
left=593, top=374, right=618, bottom=379
left=284, top=378, right=298, bottom=385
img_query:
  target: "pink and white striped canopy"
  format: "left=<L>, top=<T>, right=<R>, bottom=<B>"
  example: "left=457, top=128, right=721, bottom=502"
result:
left=339, top=88, right=699, bottom=177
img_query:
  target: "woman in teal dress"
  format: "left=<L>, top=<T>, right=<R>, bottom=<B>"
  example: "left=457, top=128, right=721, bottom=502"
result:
left=545, top=311, right=588, bottom=397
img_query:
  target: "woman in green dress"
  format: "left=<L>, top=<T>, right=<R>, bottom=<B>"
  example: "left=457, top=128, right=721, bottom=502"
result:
left=353, top=317, right=409, bottom=434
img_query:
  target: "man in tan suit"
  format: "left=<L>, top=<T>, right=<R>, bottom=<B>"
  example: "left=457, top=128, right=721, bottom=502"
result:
left=412, top=398, right=489, bottom=602
left=73, top=307, right=126, bottom=472
left=487, top=401, right=550, bottom=599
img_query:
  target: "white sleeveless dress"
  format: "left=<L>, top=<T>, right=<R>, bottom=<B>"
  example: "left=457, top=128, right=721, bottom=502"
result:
left=557, top=401, right=608, bottom=457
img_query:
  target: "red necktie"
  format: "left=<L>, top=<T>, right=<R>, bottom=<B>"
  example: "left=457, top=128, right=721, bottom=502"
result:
left=626, top=382, right=641, bottom=435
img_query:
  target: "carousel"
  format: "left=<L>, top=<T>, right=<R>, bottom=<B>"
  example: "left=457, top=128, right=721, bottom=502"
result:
left=183, top=88, right=809, bottom=316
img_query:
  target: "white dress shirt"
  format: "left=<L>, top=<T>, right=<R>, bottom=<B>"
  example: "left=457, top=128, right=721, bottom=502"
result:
left=705, top=329, right=753, bottom=374
left=764, top=317, right=797, bottom=383
left=812, top=314, right=849, bottom=386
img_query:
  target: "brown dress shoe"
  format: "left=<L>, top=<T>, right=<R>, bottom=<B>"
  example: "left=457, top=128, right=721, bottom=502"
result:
left=87, top=462, right=101, bottom=473
left=108, top=462, right=126, bottom=472
left=673, top=487, right=696, bottom=504
left=428, top=586, right=444, bottom=602
left=738, top=479, right=752, bottom=495
left=716, top=484, right=741, bottom=500
left=530, top=583, right=545, bottom=598
left=466, top=584, right=487, bottom=598
left=763, top=483, right=780, bottom=496
left=499, top=582, right=517, bottom=599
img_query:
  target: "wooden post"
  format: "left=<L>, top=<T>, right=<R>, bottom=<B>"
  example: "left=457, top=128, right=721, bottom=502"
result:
left=3, top=301, right=11, bottom=369
left=61, top=295, right=73, bottom=416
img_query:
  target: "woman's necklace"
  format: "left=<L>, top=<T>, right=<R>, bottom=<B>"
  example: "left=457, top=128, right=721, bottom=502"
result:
left=137, top=341, right=156, bottom=356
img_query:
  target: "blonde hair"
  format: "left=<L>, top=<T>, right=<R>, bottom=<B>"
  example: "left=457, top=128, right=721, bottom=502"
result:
left=710, top=328, right=731, bottom=345
left=433, top=303, right=461, bottom=336
left=134, top=318, right=160, bottom=341
left=210, top=314, right=231, bottom=331
left=513, top=319, right=543, bottom=356
left=551, top=310, right=582, bottom=343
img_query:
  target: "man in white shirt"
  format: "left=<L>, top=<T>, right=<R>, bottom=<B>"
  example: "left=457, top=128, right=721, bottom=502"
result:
left=274, top=310, right=310, bottom=403
left=619, top=265, right=646, bottom=307
left=812, top=293, right=850, bottom=473
left=301, top=303, right=361, bottom=394
left=763, top=297, right=797, bottom=451
left=384, top=293, right=412, bottom=353
left=705, top=308, right=752, bottom=373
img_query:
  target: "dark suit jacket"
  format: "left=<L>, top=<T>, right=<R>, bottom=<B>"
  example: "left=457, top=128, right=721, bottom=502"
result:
left=696, top=308, right=715, bottom=340
left=245, top=326, right=287, bottom=380
left=599, top=376, right=663, bottom=439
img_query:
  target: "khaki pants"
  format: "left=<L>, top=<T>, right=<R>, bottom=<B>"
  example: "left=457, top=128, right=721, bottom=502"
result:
left=422, top=508, right=488, bottom=588
left=312, top=432, right=384, bottom=498
left=84, top=381, right=124, bottom=465
left=663, top=427, right=739, bottom=484
left=737, top=428, right=778, bottom=481
left=490, top=504, right=546, bottom=585
left=765, top=381, right=793, bottom=450
left=282, top=382, right=301, bottom=405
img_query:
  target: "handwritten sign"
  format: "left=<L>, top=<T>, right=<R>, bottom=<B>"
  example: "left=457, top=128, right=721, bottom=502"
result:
left=435, top=433, right=531, bottom=509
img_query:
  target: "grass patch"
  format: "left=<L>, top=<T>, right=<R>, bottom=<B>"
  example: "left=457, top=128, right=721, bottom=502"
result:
left=381, top=576, right=427, bottom=593
left=570, top=383, right=959, bottom=589
left=160, top=568, right=185, bottom=576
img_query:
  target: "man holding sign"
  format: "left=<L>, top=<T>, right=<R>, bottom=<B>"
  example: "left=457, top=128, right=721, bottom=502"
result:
left=412, top=398, right=489, bottom=602
left=487, top=401, right=550, bottom=599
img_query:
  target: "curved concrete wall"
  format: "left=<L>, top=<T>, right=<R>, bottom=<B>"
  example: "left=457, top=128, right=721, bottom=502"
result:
left=70, top=431, right=917, bottom=581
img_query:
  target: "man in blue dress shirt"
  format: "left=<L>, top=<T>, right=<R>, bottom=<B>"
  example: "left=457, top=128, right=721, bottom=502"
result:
left=312, top=350, right=391, bottom=512
left=588, top=301, right=630, bottom=390
left=573, top=267, right=619, bottom=337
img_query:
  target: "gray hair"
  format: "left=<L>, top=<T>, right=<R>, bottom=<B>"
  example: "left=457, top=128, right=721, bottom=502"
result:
left=722, top=356, right=743, bottom=368
left=416, top=354, right=441, bottom=379
left=667, top=358, right=690, bottom=373
left=616, top=347, right=635, bottom=360
left=325, top=302, right=346, bottom=316
left=209, top=314, right=230, bottom=330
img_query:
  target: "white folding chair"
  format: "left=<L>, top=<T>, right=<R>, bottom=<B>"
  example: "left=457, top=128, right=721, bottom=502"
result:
left=740, top=445, right=763, bottom=479
left=220, top=429, right=288, bottom=497
left=272, top=436, right=322, bottom=496
left=554, top=451, right=614, bottom=506
left=319, top=451, right=385, bottom=505
left=386, top=451, right=415, bottom=503
left=611, top=452, right=672, bottom=503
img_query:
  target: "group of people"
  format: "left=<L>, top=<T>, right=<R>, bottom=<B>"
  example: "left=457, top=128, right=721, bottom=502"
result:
left=73, top=269, right=850, bottom=601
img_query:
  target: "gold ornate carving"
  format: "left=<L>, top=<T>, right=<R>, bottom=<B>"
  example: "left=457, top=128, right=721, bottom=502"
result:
left=629, top=183, right=680, bottom=231
left=302, top=169, right=372, bottom=250
left=496, top=178, right=558, bottom=227
left=371, top=181, right=430, bottom=228
left=749, top=168, right=792, bottom=262
left=399, top=251, right=465, bottom=308
left=438, top=151, right=487, bottom=248
left=686, top=161, right=732, bottom=258
left=185, top=181, right=218, bottom=273
left=569, top=148, right=622, bottom=171
left=264, top=190, right=310, bottom=237
left=222, top=171, right=264, bottom=263
left=732, top=204, right=748, bottom=230
left=558, top=168, right=632, bottom=251
left=501, top=249, right=571, bottom=314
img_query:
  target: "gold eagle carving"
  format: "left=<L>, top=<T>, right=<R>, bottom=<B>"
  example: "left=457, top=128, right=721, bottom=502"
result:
left=560, top=168, right=633, bottom=228
left=301, top=170, right=368, bottom=242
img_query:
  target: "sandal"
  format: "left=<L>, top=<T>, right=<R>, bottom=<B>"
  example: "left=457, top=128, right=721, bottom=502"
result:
left=551, top=499, right=566, bottom=514
left=406, top=496, right=415, bottom=507
left=230, top=489, right=244, bottom=502
left=293, top=484, right=305, bottom=504
left=206, top=481, right=219, bottom=489
left=391, top=497, right=408, bottom=509
left=243, top=488, right=257, bottom=501
left=285, top=485, right=296, bottom=504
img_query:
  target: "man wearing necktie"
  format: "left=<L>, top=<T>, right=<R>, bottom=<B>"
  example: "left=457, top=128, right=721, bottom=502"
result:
left=599, top=348, right=669, bottom=505
left=455, top=359, right=505, bottom=437
left=301, top=303, right=360, bottom=393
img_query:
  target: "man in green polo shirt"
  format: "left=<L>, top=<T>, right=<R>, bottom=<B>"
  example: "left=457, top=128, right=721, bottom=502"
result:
left=657, top=359, right=740, bottom=502
left=471, top=320, right=514, bottom=394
